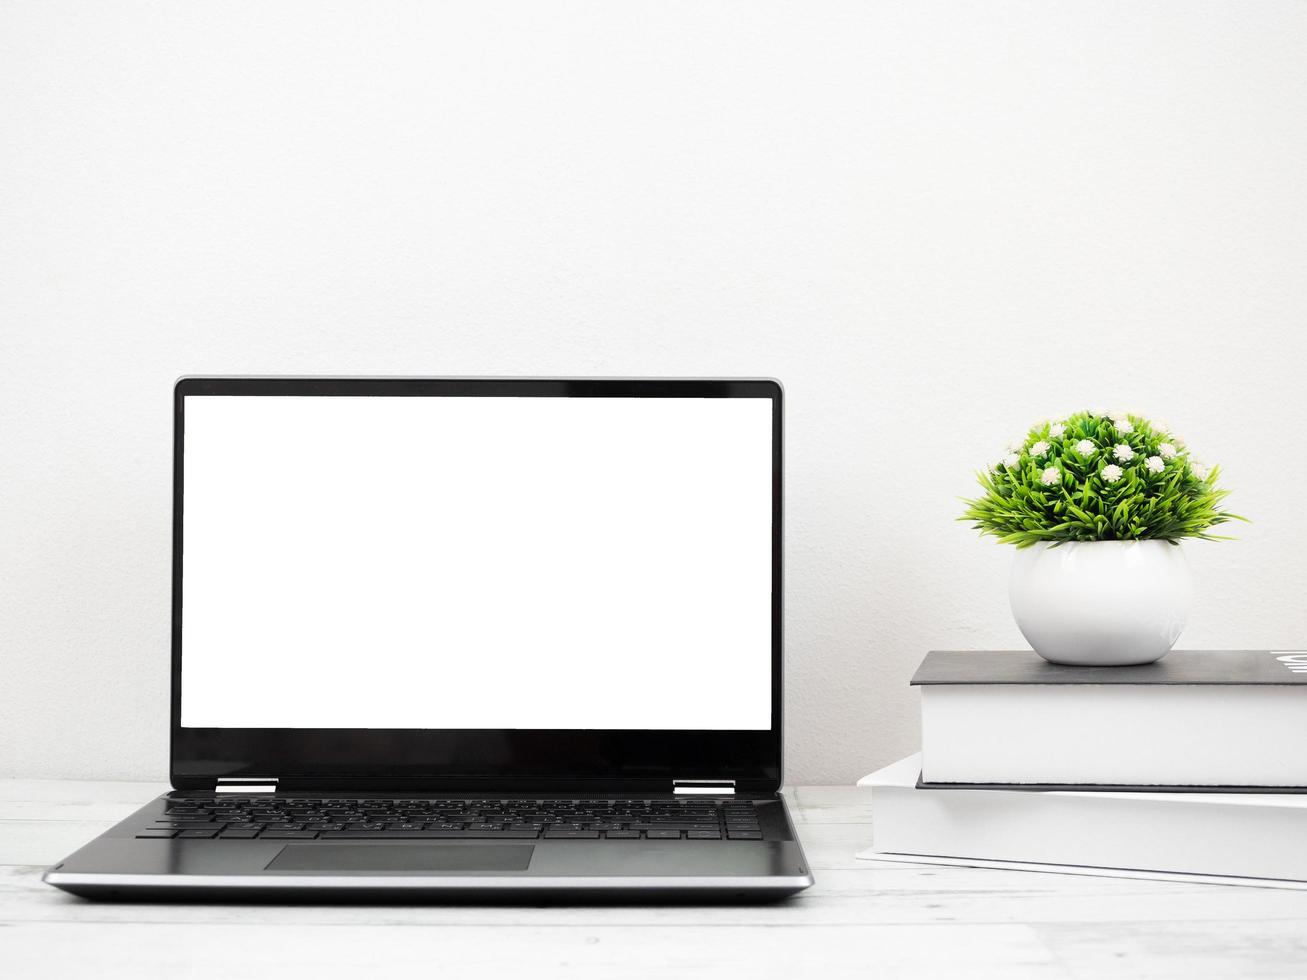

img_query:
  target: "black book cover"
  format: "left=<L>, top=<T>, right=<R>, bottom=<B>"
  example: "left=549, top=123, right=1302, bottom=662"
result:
left=911, top=650, right=1307, bottom=687
left=914, top=775, right=1307, bottom=794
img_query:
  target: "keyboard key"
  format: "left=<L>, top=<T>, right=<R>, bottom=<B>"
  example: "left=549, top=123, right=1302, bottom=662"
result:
left=687, top=830, right=722, bottom=840
left=260, top=831, right=319, bottom=839
left=604, top=830, right=641, bottom=839
left=176, top=829, right=219, bottom=839
left=135, top=830, right=177, bottom=839
left=645, top=830, right=681, bottom=840
left=218, top=829, right=261, bottom=839
left=544, top=830, right=600, bottom=839
left=728, top=831, right=763, bottom=840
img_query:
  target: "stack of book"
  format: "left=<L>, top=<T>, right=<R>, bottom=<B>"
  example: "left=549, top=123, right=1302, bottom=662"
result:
left=858, top=649, right=1307, bottom=887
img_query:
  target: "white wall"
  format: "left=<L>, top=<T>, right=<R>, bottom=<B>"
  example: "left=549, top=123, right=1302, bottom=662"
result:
left=3, top=1, right=1306, bottom=785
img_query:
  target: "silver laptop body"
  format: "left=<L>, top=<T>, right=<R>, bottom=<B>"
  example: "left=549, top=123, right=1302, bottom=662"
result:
left=45, top=378, right=812, bottom=900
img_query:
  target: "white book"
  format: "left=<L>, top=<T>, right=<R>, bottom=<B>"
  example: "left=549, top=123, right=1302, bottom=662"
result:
left=857, top=754, right=1307, bottom=888
left=915, top=650, right=1307, bottom=788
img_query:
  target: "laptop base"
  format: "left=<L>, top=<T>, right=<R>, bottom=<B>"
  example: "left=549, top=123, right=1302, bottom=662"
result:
left=44, top=793, right=813, bottom=902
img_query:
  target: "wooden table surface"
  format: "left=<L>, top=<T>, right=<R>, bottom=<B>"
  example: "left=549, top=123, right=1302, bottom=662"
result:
left=4, top=780, right=1307, bottom=978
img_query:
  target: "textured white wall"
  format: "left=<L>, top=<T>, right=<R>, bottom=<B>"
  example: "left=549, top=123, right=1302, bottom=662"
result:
left=3, top=1, right=1306, bottom=785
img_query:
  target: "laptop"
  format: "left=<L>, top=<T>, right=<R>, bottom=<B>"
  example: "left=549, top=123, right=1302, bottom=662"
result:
left=44, top=377, right=812, bottom=900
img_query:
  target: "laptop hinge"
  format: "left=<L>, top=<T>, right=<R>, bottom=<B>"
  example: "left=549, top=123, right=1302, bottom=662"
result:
left=214, top=777, right=279, bottom=795
left=673, top=779, right=735, bottom=796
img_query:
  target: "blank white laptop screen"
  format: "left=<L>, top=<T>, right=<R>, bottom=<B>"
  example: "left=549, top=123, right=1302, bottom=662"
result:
left=180, top=395, right=774, bottom=730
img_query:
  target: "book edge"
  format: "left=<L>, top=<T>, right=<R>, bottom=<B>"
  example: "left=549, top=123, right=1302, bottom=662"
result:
left=859, top=756, right=1307, bottom=806
left=853, top=849, right=1307, bottom=890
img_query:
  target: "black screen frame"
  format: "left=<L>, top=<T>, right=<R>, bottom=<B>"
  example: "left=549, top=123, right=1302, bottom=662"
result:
left=170, top=377, right=783, bottom=793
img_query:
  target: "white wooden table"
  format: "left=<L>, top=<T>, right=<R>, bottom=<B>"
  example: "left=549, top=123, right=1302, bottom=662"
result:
left=4, top=780, right=1307, bottom=978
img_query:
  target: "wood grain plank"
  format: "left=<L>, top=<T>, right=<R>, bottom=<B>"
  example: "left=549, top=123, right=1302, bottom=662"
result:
left=0, top=780, right=166, bottom=804
left=0, top=822, right=122, bottom=867
left=0, top=921, right=1065, bottom=980
left=1036, top=920, right=1307, bottom=980
left=7, top=865, right=1307, bottom=929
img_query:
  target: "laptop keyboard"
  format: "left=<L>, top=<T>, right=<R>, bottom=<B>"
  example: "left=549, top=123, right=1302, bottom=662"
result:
left=140, top=797, right=765, bottom=841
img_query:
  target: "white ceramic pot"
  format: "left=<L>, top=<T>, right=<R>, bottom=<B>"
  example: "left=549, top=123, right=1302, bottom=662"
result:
left=1009, top=540, right=1193, bottom=666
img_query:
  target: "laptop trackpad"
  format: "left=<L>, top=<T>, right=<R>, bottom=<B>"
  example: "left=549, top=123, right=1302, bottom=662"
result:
left=266, top=844, right=534, bottom=873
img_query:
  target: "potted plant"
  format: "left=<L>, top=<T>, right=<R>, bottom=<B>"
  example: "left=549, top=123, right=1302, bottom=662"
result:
left=961, top=410, right=1244, bottom=666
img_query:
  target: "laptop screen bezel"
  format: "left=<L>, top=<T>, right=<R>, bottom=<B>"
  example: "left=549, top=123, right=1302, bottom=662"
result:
left=170, top=377, right=783, bottom=792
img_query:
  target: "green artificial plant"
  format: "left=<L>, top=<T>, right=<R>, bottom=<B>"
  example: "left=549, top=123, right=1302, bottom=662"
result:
left=961, top=410, right=1244, bottom=548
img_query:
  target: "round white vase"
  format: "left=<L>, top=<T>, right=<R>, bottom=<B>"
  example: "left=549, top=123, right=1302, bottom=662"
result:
left=1009, top=540, right=1193, bottom=666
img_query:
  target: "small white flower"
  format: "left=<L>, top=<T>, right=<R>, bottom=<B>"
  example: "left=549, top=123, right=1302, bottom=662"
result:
left=1089, top=406, right=1108, bottom=418
left=1145, top=455, right=1164, bottom=474
left=1114, top=417, right=1134, bottom=434
left=1007, top=436, right=1027, bottom=453
left=1191, top=459, right=1210, bottom=481
left=1109, top=409, right=1131, bottom=422
left=1158, top=442, right=1177, bottom=460
left=1112, top=443, right=1135, bottom=462
left=1040, top=466, right=1060, bottom=486
left=1101, top=464, right=1124, bottom=483
left=1074, top=439, right=1095, bottom=455
left=1002, top=452, right=1020, bottom=468
left=1049, top=422, right=1066, bottom=438
left=1029, top=440, right=1050, bottom=459
left=1150, top=418, right=1171, bottom=435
